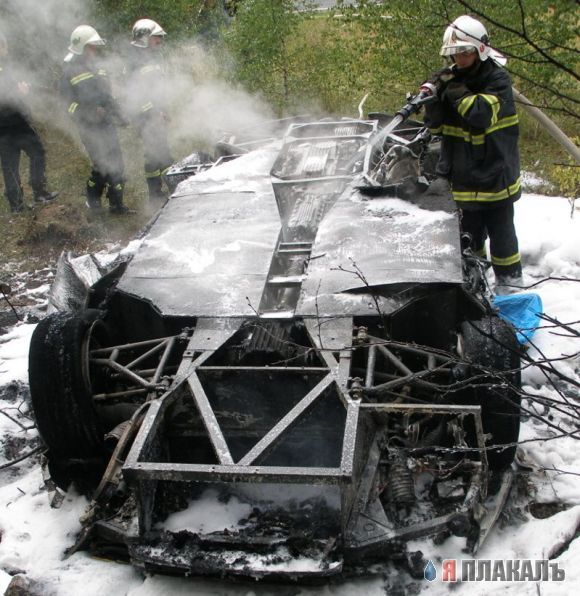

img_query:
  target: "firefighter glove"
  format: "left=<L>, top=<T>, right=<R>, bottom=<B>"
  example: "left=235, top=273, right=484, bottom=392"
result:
left=443, top=81, right=470, bottom=104
left=426, top=67, right=455, bottom=87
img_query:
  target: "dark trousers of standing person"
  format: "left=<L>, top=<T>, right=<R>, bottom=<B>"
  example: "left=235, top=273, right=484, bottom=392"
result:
left=79, top=123, right=125, bottom=210
left=0, top=125, right=47, bottom=212
left=461, top=202, right=522, bottom=281
left=139, top=113, right=175, bottom=204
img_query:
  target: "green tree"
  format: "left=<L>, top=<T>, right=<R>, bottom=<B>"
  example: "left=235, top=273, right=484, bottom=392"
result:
left=90, top=0, right=227, bottom=40
left=223, top=0, right=304, bottom=111
left=335, top=0, right=578, bottom=122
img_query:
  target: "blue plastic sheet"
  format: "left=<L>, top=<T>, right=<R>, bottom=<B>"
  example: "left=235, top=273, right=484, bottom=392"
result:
left=493, top=293, right=543, bottom=344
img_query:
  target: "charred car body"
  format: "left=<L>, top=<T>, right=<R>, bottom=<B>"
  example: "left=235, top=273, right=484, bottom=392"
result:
left=29, top=96, right=521, bottom=579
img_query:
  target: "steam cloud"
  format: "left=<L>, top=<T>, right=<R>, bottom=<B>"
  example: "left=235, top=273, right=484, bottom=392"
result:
left=1, top=0, right=276, bottom=168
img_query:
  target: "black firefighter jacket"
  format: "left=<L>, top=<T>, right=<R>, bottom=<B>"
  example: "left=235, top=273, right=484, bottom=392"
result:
left=0, top=63, right=32, bottom=132
left=424, top=59, right=521, bottom=210
left=124, top=46, right=167, bottom=124
left=60, top=57, right=122, bottom=131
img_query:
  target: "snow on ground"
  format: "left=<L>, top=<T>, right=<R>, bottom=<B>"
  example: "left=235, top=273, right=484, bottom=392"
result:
left=521, top=170, right=556, bottom=194
left=0, top=188, right=578, bottom=595
left=0, top=324, right=35, bottom=387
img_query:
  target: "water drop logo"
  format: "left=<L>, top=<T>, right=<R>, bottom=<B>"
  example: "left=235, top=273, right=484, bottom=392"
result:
left=424, top=559, right=437, bottom=582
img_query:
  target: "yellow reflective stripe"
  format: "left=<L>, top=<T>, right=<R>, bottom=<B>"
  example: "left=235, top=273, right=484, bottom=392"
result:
left=457, top=94, right=499, bottom=123
left=87, top=180, right=96, bottom=187
left=114, top=183, right=123, bottom=190
left=442, top=125, right=465, bottom=139
left=428, top=125, right=443, bottom=134
left=141, top=102, right=154, bottom=112
left=457, top=94, right=477, bottom=118
left=470, top=115, right=519, bottom=145
left=70, top=72, right=94, bottom=85
left=491, top=102, right=500, bottom=125
left=161, top=166, right=171, bottom=175
left=441, top=115, right=519, bottom=145
left=474, top=246, right=487, bottom=258
left=486, top=114, right=519, bottom=135
left=491, top=252, right=521, bottom=266
left=140, top=64, right=160, bottom=74
left=97, top=69, right=107, bottom=76
left=68, top=101, right=79, bottom=114
left=453, top=176, right=521, bottom=203
left=145, top=169, right=161, bottom=178
left=480, top=93, right=500, bottom=125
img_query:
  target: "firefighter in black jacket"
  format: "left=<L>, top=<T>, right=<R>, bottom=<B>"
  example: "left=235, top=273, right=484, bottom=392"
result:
left=423, top=16, right=522, bottom=288
left=125, top=19, right=175, bottom=206
left=0, top=33, right=57, bottom=213
left=61, top=25, right=131, bottom=214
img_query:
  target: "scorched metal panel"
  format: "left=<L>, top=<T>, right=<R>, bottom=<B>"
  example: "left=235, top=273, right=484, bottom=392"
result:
left=297, top=190, right=463, bottom=316
left=118, top=190, right=280, bottom=317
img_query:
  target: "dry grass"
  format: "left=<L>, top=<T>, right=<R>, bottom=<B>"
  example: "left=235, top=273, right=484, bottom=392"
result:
left=0, top=122, right=153, bottom=275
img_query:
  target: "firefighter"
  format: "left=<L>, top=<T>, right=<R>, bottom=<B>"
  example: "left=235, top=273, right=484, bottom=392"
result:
left=423, top=15, right=523, bottom=289
left=60, top=25, right=132, bottom=214
left=125, top=19, right=176, bottom=206
left=0, top=32, right=58, bottom=213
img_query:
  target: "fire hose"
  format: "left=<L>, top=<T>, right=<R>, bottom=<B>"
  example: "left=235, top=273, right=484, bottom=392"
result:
left=511, top=87, right=580, bottom=163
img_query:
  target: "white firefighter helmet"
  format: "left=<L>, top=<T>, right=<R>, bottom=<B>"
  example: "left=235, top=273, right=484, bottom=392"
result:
left=131, top=19, right=166, bottom=48
left=440, top=15, right=492, bottom=61
left=65, top=25, right=105, bottom=62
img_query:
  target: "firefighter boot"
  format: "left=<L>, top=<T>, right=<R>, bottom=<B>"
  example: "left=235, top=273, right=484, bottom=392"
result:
left=107, top=183, right=135, bottom=215
left=86, top=175, right=105, bottom=211
left=494, top=262, right=524, bottom=295
left=34, top=190, right=59, bottom=204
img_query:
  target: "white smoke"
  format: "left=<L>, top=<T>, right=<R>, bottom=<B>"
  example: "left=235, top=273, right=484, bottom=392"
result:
left=162, top=43, right=275, bottom=149
left=1, top=0, right=89, bottom=64
left=1, top=0, right=277, bottom=168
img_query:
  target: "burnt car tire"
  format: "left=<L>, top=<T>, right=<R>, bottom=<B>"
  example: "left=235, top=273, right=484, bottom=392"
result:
left=29, top=309, right=107, bottom=484
left=459, top=316, right=522, bottom=471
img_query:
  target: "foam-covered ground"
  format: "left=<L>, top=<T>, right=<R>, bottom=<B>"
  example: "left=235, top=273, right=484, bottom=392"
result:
left=0, top=163, right=578, bottom=594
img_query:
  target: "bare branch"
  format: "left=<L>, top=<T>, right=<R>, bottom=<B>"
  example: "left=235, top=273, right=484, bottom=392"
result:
left=517, top=0, right=527, bottom=39
left=0, top=446, right=42, bottom=471
left=510, top=276, right=580, bottom=290
left=0, top=410, right=35, bottom=432
left=453, top=0, right=580, bottom=82
left=333, top=258, right=386, bottom=325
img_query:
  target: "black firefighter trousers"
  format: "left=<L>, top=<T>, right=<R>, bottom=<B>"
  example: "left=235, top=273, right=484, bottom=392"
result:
left=78, top=122, right=125, bottom=208
left=0, top=124, right=47, bottom=212
left=138, top=113, right=175, bottom=202
left=460, top=201, right=522, bottom=281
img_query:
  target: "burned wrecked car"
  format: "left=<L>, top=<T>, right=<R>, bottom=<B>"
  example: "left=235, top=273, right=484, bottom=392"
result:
left=29, top=94, right=521, bottom=579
